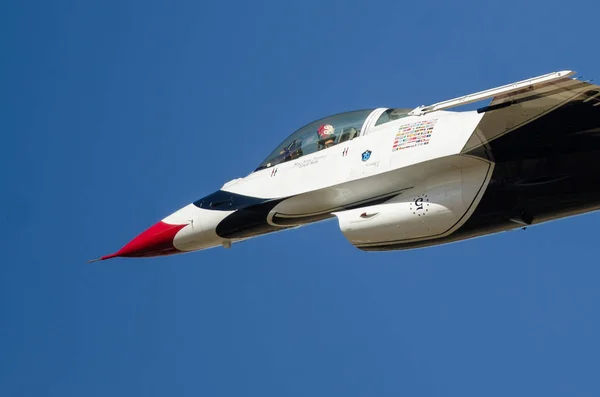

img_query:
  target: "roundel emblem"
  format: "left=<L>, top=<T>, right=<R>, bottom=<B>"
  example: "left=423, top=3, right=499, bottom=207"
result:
left=409, top=194, right=430, bottom=216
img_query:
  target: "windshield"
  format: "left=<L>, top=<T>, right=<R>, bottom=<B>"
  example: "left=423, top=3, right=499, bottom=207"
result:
left=255, top=109, right=374, bottom=171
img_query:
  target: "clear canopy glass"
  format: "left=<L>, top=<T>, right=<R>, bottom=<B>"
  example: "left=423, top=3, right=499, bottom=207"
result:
left=374, top=108, right=412, bottom=126
left=255, top=109, right=374, bottom=171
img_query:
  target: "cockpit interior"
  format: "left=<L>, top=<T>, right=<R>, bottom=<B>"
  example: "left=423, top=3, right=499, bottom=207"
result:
left=255, top=108, right=410, bottom=171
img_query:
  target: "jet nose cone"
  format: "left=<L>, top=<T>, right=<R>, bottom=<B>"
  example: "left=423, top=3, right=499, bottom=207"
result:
left=99, top=221, right=188, bottom=260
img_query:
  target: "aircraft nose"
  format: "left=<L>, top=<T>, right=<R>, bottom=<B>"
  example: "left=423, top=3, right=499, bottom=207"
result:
left=97, top=221, right=188, bottom=261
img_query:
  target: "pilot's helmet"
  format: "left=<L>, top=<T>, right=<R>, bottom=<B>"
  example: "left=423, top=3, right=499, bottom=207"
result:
left=317, top=124, right=335, bottom=139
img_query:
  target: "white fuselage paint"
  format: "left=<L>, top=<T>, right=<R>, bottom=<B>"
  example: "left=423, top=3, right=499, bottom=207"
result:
left=164, top=109, right=494, bottom=252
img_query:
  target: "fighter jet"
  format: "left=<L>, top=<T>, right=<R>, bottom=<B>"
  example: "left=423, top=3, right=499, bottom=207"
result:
left=92, top=70, right=600, bottom=261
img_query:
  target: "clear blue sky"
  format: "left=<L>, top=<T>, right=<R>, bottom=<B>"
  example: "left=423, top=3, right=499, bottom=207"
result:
left=2, top=0, right=600, bottom=395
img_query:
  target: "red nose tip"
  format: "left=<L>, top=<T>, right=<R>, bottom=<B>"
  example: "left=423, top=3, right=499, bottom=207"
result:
left=96, top=221, right=187, bottom=261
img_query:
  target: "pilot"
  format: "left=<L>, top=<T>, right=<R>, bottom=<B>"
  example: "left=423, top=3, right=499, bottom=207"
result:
left=317, top=124, right=336, bottom=149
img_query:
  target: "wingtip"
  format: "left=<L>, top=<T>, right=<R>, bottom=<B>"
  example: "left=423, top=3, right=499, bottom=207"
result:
left=558, top=69, right=576, bottom=78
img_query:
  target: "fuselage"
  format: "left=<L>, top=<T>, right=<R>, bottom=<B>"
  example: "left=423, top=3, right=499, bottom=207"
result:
left=96, top=72, right=600, bottom=261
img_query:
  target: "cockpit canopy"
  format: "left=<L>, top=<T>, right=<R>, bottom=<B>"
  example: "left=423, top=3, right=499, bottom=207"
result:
left=255, top=108, right=411, bottom=171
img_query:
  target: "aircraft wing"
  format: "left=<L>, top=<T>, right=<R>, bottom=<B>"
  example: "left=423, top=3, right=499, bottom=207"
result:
left=460, top=72, right=600, bottom=153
